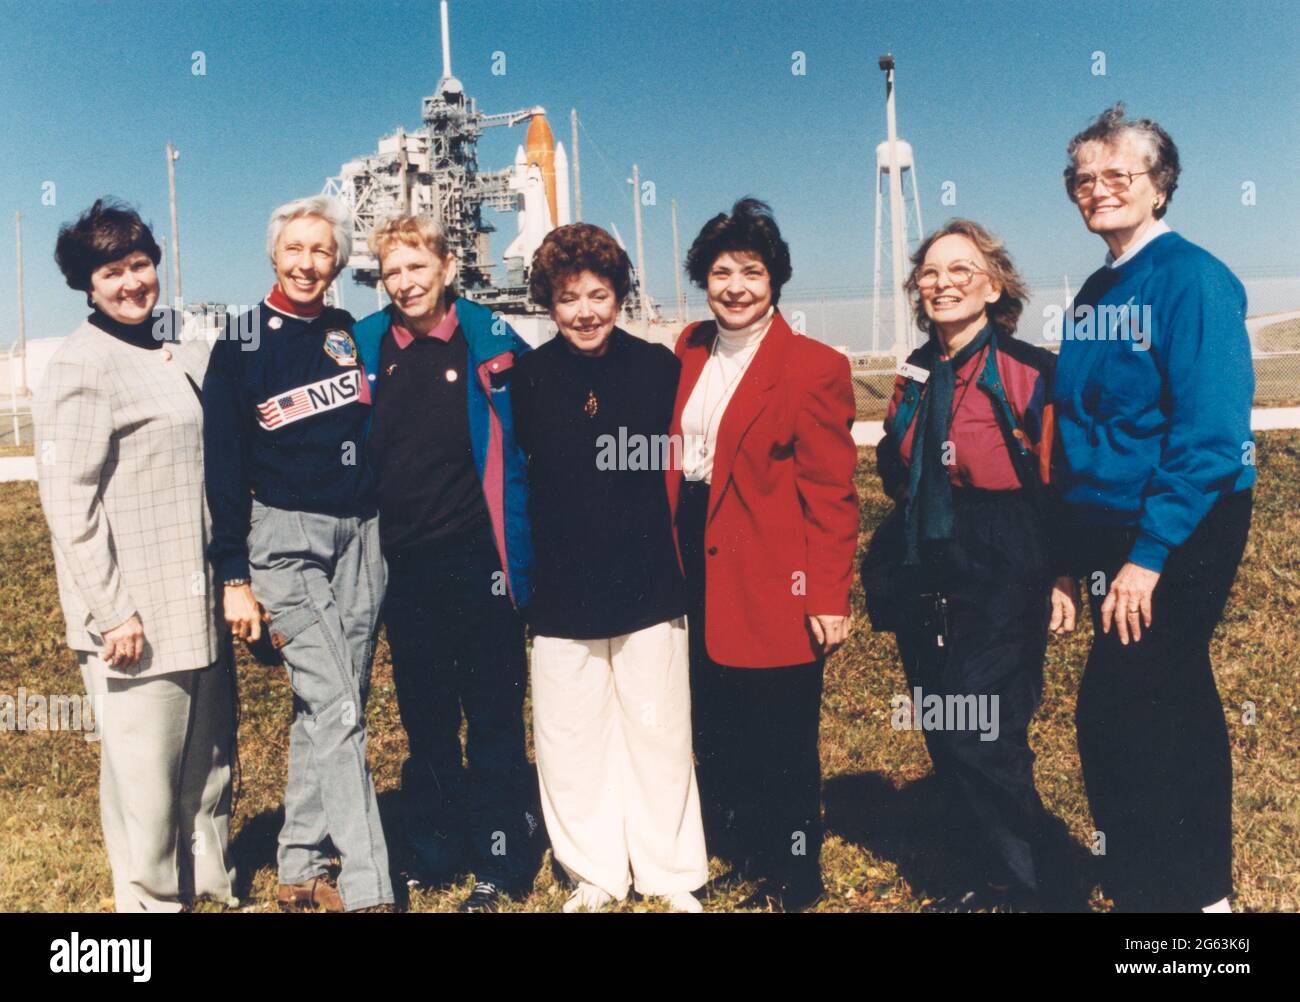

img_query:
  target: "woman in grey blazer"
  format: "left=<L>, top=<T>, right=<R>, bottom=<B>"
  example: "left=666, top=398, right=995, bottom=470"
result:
left=35, top=199, right=236, bottom=912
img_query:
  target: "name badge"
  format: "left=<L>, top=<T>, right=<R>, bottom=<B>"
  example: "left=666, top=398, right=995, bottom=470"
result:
left=896, top=361, right=929, bottom=384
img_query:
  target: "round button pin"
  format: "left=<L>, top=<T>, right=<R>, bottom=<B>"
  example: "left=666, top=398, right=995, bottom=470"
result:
left=445, top=369, right=458, bottom=382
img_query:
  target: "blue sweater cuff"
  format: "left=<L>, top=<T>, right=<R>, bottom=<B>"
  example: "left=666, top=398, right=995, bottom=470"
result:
left=1128, top=533, right=1171, bottom=574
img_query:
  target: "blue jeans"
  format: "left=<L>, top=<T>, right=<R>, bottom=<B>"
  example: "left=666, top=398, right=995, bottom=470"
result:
left=248, top=500, right=393, bottom=910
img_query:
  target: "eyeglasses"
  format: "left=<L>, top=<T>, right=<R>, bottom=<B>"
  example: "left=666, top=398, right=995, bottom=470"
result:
left=1069, top=169, right=1151, bottom=198
left=915, top=261, right=988, bottom=290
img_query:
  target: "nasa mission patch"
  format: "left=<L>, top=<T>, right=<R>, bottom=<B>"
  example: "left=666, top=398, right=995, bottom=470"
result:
left=323, top=329, right=358, bottom=366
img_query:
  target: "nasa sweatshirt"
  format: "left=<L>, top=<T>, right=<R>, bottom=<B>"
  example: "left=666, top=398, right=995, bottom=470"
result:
left=203, top=291, right=376, bottom=583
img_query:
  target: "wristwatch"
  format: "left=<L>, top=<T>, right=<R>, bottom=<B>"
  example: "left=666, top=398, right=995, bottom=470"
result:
left=224, top=578, right=250, bottom=587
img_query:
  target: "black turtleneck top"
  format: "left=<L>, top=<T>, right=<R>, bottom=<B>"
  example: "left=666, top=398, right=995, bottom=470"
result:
left=88, top=308, right=175, bottom=350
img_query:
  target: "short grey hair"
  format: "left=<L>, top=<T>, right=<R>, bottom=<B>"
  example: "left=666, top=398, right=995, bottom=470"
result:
left=1064, top=103, right=1181, bottom=219
left=266, top=195, right=352, bottom=272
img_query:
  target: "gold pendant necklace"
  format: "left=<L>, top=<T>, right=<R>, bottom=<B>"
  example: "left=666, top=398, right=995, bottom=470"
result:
left=584, top=388, right=599, bottom=417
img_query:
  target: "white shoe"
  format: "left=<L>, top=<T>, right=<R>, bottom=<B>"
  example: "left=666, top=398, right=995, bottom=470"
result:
left=563, top=882, right=615, bottom=913
left=663, top=891, right=703, bottom=913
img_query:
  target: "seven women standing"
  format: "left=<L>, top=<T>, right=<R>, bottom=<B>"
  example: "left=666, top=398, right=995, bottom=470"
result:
left=40, top=100, right=1262, bottom=914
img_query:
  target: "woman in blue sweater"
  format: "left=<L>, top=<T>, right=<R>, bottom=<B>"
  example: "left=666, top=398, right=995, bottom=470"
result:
left=1053, top=105, right=1255, bottom=913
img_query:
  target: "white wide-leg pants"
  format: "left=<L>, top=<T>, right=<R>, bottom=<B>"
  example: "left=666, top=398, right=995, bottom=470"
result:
left=531, top=617, right=708, bottom=900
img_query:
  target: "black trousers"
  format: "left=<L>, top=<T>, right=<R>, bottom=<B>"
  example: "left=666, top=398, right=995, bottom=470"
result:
left=383, top=525, right=535, bottom=891
left=1073, top=489, right=1252, bottom=912
left=679, top=479, right=825, bottom=891
left=896, top=488, right=1071, bottom=897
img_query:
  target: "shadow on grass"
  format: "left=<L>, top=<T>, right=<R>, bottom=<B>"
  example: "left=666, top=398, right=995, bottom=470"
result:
left=824, top=771, right=1097, bottom=911
left=230, top=782, right=550, bottom=910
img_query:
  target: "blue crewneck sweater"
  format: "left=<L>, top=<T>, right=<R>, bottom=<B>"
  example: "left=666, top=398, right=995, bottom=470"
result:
left=1053, top=230, right=1255, bottom=572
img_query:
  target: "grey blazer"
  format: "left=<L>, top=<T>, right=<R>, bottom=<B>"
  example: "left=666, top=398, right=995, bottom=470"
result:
left=34, top=318, right=221, bottom=678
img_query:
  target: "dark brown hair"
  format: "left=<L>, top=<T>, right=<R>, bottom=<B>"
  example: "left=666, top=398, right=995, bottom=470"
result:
left=529, top=223, right=632, bottom=309
left=54, top=198, right=161, bottom=293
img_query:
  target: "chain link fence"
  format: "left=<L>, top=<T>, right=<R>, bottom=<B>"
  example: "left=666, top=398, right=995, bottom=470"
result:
left=851, top=311, right=1300, bottom=421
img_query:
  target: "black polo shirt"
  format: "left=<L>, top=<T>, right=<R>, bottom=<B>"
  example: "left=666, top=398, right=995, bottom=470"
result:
left=369, top=319, right=490, bottom=552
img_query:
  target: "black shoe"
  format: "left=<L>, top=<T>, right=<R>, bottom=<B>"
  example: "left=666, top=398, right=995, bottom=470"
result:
left=458, top=880, right=504, bottom=913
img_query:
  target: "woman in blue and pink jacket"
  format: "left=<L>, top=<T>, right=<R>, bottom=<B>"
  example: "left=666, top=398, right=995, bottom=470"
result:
left=352, top=215, right=537, bottom=913
left=867, top=218, right=1076, bottom=912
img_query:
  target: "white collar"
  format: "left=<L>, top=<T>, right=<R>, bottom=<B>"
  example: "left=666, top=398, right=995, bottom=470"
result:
left=1106, top=219, right=1172, bottom=269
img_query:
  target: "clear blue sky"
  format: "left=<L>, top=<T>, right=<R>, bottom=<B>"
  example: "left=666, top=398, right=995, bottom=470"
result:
left=1, top=0, right=1297, bottom=347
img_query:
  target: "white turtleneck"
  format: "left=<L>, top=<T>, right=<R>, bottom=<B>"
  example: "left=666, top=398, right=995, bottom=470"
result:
left=681, top=307, right=776, bottom=483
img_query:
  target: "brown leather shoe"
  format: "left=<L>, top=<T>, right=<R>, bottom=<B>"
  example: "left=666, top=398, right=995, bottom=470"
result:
left=277, top=873, right=345, bottom=913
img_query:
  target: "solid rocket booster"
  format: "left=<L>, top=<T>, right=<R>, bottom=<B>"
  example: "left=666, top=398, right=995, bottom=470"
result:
left=554, top=142, right=571, bottom=226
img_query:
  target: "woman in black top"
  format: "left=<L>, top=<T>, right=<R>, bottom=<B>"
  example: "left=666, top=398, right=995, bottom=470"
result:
left=513, top=224, right=708, bottom=913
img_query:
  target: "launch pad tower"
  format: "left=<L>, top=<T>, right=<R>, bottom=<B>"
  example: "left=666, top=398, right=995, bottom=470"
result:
left=322, top=1, right=652, bottom=325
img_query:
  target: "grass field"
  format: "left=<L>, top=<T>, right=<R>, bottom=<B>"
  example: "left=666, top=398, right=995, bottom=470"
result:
left=1, top=435, right=1297, bottom=913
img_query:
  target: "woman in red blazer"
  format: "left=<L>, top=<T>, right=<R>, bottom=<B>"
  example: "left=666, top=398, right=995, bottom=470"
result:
left=668, top=198, right=859, bottom=911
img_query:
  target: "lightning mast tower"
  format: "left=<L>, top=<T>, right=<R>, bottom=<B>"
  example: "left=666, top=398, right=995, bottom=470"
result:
left=872, top=55, right=923, bottom=361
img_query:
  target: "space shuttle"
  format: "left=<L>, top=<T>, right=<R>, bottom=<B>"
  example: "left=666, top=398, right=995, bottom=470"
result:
left=503, top=109, right=572, bottom=281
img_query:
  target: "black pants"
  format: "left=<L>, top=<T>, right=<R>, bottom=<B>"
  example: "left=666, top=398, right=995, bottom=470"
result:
left=1073, top=489, right=1252, bottom=912
left=383, top=525, right=535, bottom=892
left=896, top=488, right=1071, bottom=897
left=679, top=479, right=825, bottom=892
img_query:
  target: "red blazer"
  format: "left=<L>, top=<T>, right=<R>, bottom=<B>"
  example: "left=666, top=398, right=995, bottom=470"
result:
left=667, top=310, right=859, bottom=668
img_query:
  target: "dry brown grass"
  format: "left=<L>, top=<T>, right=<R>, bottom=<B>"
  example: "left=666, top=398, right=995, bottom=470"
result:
left=1, top=434, right=1296, bottom=912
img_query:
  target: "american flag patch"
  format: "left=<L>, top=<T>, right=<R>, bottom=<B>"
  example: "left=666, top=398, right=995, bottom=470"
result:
left=256, top=370, right=364, bottom=430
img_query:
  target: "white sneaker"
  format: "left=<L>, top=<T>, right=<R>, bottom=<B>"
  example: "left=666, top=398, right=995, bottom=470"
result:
left=663, top=891, right=703, bottom=913
left=563, top=882, right=615, bottom=913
